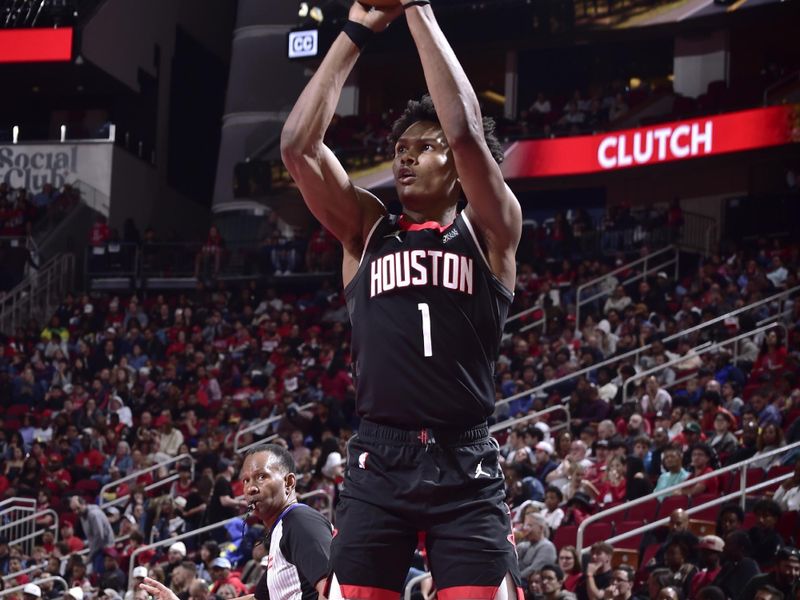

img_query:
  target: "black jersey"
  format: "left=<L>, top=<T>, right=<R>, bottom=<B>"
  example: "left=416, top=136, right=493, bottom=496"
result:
left=254, top=505, right=332, bottom=600
left=344, top=212, right=513, bottom=429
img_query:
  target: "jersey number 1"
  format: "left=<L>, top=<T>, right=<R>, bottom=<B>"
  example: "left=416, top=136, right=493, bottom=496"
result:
left=417, top=303, right=433, bottom=357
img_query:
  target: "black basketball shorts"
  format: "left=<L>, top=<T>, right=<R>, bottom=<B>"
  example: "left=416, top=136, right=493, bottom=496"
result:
left=329, top=419, right=524, bottom=600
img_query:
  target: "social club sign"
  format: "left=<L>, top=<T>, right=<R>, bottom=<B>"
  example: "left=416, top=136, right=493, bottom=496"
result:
left=0, top=143, right=113, bottom=198
left=0, top=146, right=79, bottom=192
left=501, top=104, right=800, bottom=178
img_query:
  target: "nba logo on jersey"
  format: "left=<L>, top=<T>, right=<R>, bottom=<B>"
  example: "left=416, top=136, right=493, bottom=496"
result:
left=267, top=555, right=274, bottom=569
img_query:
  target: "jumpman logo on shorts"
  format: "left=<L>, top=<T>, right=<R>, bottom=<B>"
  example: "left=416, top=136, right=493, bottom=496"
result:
left=474, top=459, right=492, bottom=478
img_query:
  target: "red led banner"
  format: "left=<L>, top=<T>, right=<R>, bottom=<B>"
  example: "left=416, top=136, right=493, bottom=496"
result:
left=0, top=28, right=73, bottom=63
left=501, top=104, right=800, bottom=179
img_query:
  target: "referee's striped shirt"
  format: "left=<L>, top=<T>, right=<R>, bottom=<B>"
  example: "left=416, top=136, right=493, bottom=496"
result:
left=255, top=505, right=332, bottom=600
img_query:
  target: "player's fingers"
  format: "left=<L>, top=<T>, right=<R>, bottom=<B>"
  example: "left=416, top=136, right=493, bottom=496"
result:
left=141, top=578, right=169, bottom=592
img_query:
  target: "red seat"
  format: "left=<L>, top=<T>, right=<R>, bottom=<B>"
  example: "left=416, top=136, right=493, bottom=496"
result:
left=690, top=493, right=718, bottom=521
left=745, top=468, right=765, bottom=489
left=777, top=511, right=798, bottom=546
left=743, top=512, right=758, bottom=530
left=657, top=495, right=689, bottom=518
left=626, top=498, right=659, bottom=522
left=583, top=522, right=613, bottom=548
left=634, top=543, right=662, bottom=586
left=614, top=520, right=645, bottom=550
left=763, top=466, right=794, bottom=494
left=6, top=404, right=28, bottom=418
left=595, top=502, right=625, bottom=526
left=553, top=525, right=577, bottom=550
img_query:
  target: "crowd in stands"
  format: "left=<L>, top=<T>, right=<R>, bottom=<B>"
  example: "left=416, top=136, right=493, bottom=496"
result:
left=498, top=235, right=800, bottom=598
left=0, top=182, right=80, bottom=292
left=88, top=214, right=340, bottom=281
left=0, top=226, right=798, bottom=600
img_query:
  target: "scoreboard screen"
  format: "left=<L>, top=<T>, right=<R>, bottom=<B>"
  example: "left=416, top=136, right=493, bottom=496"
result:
left=0, top=28, right=73, bottom=63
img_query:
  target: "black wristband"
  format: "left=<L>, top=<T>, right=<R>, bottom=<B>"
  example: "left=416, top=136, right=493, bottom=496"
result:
left=404, top=0, right=431, bottom=8
left=343, top=20, right=374, bottom=51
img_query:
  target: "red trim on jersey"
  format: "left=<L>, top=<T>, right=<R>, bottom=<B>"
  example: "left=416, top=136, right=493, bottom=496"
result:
left=438, top=586, right=502, bottom=599
left=516, top=587, right=525, bottom=600
left=338, top=585, right=399, bottom=599
left=398, top=214, right=453, bottom=233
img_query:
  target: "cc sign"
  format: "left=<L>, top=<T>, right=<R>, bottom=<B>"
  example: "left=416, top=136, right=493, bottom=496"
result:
left=288, top=29, right=318, bottom=59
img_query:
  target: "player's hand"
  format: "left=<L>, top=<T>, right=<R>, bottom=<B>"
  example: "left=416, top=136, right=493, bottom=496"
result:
left=140, top=577, right=179, bottom=600
left=349, top=1, right=402, bottom=32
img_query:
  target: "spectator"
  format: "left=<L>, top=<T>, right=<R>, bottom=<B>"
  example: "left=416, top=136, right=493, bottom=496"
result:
left=751, top=423, right=785, bottom=470
left=748, top=499, right=785, bottom=568
left=691, top=535, right=725, bottom=598
left=194, top=226, right=224, bottom=280
left=664, top=537, right=698, bottom=599
left=89, top=216, right=110, bottom=247
left=203, top=464, right=247, bottom=542
left=773, top=461, right=800, bottom=511
left=533, top=442, right=559, bottom=484
left=604, top=565, right=634, bottom=600
left=98, top=548, right=126, bottom=591
left=716, top=504, right=745, bottom=538
left=714, top=531, right=761, bottom=600
left=541, top=486, right=565, bottom=531
left=640, top=376, right=672, bottom=417
left=207, top=558, right=246, bottom=595
left=738, top=547, right=800, bottom=600
left=558, top=546, right=582, bottom=592
left=517, top=513, right=558, bottom=579
left=69, top=495, right=115, bottom=575
left=709, top=411, right=738, bottom=462
left=576, top=542, right=614, bottom=600
left=654, top=446, right=689, bottom=500
left=540, top=564, right=577, bottom=600
left=681, top=443, right=719, bottom=497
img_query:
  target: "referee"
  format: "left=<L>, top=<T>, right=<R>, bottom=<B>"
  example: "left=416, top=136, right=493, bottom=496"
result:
left=141, top=444, right=332, bottom=600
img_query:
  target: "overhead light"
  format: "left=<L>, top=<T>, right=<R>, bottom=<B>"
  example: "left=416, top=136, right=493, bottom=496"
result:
left=629, top=77, right=642, bottom=89
left=298, top=2, right=309, bottom=17
left=309, top=6, right=324, bottom=23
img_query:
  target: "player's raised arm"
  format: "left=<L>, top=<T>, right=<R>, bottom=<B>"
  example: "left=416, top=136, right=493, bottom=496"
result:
left=402, top=1, right=521, bottom=291
left=281, top=2, right=398, bottom=266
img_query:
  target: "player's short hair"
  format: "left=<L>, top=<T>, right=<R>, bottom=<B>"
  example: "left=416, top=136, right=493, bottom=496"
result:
left=244, top=443, right=295, bottom=474
left=389, top=94, right=505, bottom=164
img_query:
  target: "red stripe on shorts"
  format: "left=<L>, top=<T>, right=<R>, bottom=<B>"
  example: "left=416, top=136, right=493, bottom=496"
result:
left=339, top=585, right=399, bottom=600
left=438, top=586, right=500, bottom=600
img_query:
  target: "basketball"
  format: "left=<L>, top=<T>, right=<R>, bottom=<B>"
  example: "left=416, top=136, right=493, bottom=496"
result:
left=359, top=0, right=402, bottom=7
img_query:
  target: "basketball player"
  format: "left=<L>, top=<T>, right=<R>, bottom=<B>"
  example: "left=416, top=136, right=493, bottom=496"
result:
left=281, top=0, right=523, bottom=598
left=139, top=444, right=332, bottom=600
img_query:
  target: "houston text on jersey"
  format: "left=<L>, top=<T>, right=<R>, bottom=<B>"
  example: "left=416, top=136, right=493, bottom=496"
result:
left=369, top=250, right=474, bottom=297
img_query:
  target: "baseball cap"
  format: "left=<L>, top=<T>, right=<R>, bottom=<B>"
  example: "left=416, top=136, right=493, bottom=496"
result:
left=23, top=584, right=42, bottom=597
left=776, top=546, right=800, bottom=562
left=169, top=541, right=187, bottom=556
left=321, top=452, right=344, bottom=479
left=684, top=422, right=702, bottom=434
left=67, top=588, right=84, bottom=600
left=211, top=557, right=231, bottom=569
left=535, top=441, right=554, bottom=455
left=697, top=535, right=724, bottom=552
left=132, top=566, right=148, bottom=578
